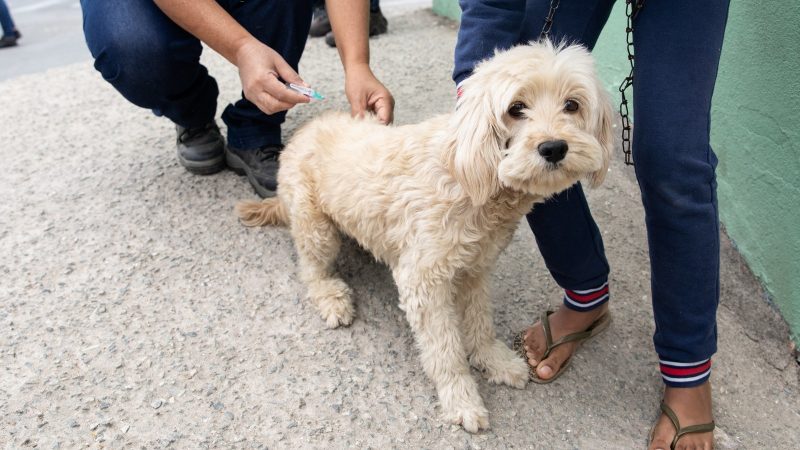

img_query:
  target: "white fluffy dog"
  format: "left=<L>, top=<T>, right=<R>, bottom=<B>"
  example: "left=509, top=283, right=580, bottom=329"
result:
left=236, top=41, right=614, bottom=433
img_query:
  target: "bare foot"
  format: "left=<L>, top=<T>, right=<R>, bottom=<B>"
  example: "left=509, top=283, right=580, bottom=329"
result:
left=649, top=381, right=714, bottom=450
left=522, top=303, right=608, bottom=380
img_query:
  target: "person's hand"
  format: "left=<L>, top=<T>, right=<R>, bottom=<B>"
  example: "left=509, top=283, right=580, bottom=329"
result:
left=234, top=38, right=311, bottom=115
left=344, top=64, right=395, bottom=125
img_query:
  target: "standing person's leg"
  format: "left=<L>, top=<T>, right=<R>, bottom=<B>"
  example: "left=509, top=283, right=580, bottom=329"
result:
left=0, top=0, right=21, bottom=47
left=0, top=0, right=17, bottom=36
left=510, top=0, right=619, bottom=382
left=80, top=0, right=225, bottom=174
left=0, top=0, right=16, bottom=36
left=632, top=1, right=730, bottom=448
left=221, top=0, right=313, bottom=197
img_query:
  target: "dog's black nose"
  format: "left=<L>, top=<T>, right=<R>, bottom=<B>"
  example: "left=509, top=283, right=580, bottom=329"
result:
left=537, top=140, right=568, bottom=163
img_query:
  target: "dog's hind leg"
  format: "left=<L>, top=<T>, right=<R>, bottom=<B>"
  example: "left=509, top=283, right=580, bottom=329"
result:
left=395, top=268, right=489, bottom=433
left=455, top=273, right=528, bottom=389
left=289, top=192, right=354, bottom=329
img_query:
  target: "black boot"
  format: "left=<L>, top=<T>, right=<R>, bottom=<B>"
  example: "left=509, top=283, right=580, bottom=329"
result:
left=175, top=122, right=226, bottom=175
left=225, top=144, right=284, bottom=198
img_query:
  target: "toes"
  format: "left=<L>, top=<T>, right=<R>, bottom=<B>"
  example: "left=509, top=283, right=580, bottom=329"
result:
left=473, top=341, right=529, bottom=389
left=461, top=408, right=490, bottom=433
left=321, top=298, right=354, bottom=328
left=647, top=436, right=671, bottom=450
left=522, top=327, right=546, bottom=365
left=536, top=349, right=567, bottom=380
left=526, top=351, right=538, bottom=367
left=445, top=405, right=490, bottom=433
left=309, top=279, right=354, bottom=328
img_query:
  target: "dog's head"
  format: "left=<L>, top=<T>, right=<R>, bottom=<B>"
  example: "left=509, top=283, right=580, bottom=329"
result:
left=450, top=41, right=614, bottom=205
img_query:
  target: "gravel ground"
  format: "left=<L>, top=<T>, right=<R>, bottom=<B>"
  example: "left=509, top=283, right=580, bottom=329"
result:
left=1, top=9, right=798, bottom=450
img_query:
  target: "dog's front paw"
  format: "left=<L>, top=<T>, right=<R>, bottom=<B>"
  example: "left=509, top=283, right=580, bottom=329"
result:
left=439, top=377, right=490, bottom=433
left=309, top=278, right=355, bottom=329
left=471, top=340, right=529, bottom=389
left=442, top=402, right=490, bottom=433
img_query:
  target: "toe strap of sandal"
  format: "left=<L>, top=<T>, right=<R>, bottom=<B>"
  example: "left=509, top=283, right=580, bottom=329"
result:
left=514, top=310, right=559, bottom=357
left=660, top=402, right=715, bottom=450
left=543, top=311, right=609, bottom=358
left=514, top=311, right=610, bottom=360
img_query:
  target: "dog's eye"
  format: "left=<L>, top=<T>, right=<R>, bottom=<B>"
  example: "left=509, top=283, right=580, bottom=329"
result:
left=508, top=102, right=527, bottom=119
left=564, top=99, right=580, bottom=113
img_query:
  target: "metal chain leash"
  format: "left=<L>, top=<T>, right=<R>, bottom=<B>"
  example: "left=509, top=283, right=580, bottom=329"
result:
left=618, top=0, right=644, bottom=166
left=540, top=0, right=561, bottom=40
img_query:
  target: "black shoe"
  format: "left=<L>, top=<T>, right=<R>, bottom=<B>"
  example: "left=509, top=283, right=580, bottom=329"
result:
left=309, top=6, right=331, bottom=37
left=325, top=9, right=388, bottom=48
left=175, top=122, right=226, bottom=175
left=0, top=30, right=20, bottom=49
left=369, top=8, right=388, bottom=36
left=226, top=144, right=283, bottom=198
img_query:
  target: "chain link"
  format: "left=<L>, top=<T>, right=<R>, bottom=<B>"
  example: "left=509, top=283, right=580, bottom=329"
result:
left=618, top=0, right=643, bottom=166
left=540, top=0, right=561, bottom=40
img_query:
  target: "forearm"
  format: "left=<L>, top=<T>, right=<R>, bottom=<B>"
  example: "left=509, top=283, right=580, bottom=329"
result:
left=325, top=0, right=370, bottom=71
left=152, top=0, right=254, bottom=66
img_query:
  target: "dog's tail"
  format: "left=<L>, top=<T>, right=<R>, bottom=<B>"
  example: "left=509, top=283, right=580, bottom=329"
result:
left=235, top=197, right=289, bottom=227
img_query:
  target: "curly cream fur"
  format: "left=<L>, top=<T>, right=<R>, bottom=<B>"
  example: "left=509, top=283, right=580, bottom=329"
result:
left=236, top=41, right=614, bottom=433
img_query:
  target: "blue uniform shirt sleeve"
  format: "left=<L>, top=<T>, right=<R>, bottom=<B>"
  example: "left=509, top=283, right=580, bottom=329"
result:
left=453, top=0, right=527, bottom=86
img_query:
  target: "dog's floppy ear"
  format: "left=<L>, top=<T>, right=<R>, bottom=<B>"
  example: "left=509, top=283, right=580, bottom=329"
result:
left=450, top=78, right=506, bottom=206
left=587, top=90, right=615, bottom=187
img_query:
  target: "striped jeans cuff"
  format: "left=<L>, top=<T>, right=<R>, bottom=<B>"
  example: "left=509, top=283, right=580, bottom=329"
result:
left=562, top=282, right=609, bottom=311
left=660, top=359, right=712, bottom=387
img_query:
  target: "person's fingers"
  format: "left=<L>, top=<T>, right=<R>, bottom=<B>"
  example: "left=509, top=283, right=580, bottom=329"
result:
left=372, top=96, right=394, bottom=124
left=264, top=74, right=309, bottom=105
left=255, top=91, right=295, bottom=115
left=273, top=57, right=308, bottom=87
left=350, top=101, right=367, bottom=120
left=364, top=85, right=394, bottom=124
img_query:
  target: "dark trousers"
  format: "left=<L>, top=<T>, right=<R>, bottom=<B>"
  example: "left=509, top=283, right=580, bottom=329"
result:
left=80, top=0, right=313, bottom=149
left=0, top=0, right=17, bottom=37
left=456, top=0, right=730, bottom=386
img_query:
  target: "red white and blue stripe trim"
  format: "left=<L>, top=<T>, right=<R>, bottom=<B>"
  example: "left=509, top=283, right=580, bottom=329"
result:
left=563, top=282, right=609, bottom=311
left=659, top=358, right=712, bottom=386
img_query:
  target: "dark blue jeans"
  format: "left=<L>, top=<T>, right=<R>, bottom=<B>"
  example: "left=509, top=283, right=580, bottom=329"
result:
left=456, top=0, right=729, bottom=387
left=0, top=0, right=17, bottom=37
left=80, top=0, right=313, bottom=149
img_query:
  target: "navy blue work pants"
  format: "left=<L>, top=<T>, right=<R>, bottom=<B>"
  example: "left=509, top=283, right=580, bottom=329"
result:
left=456, top=0, right=730, bottom=387
left=80, top=0, right=313, bottom=149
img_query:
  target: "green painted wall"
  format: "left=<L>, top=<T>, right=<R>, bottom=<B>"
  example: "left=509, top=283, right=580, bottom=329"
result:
left=432, top=0, right=462, bottom=21
left=432, top=1, right=800, bottom=342
left=713, top=2, right=800, bottom=342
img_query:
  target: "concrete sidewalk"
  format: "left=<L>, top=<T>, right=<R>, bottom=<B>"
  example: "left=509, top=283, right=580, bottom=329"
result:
left=1, top=9, right=797, bottom=449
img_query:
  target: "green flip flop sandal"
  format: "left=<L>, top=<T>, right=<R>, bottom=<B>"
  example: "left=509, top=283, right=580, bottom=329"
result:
left=512, top=310, right=611, bottom=384
left=652, top=402, right=715, bottom=450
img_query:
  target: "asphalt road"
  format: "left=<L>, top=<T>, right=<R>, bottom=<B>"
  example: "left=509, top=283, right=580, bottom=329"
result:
left=0, top=0, right=86, bottom=81
left=0, top=0, right=430, bottom=81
